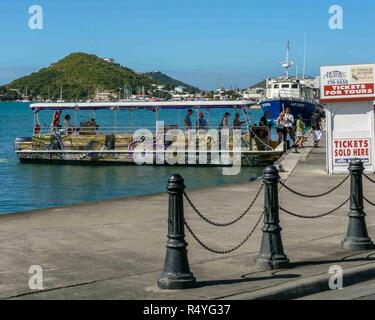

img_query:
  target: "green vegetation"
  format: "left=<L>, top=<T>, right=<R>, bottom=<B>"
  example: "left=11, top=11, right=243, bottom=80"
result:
left=250, top=79, right=266, bottom=89
left=1, top=52, right=200, bottom=101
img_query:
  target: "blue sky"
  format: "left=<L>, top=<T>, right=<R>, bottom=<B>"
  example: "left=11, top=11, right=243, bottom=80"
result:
left=0, top=0, right=374, bottom=89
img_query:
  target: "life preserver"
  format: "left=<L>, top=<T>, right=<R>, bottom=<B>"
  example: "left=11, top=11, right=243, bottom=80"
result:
left=34, top=124, right=40, bottom=134
left=52, top=111, right=60, bottom=127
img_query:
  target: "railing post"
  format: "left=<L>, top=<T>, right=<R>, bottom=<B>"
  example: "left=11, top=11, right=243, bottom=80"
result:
left=158, top=174, right=196, bottom=289
left=256, top=165, right=290, bottom=269
left=342, top=159, right=374, bottom=251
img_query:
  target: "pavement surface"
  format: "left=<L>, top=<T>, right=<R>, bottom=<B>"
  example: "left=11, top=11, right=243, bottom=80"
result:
left=298, top=277, right=375, bottom=300
left=1, top=135, right=375, bottom=300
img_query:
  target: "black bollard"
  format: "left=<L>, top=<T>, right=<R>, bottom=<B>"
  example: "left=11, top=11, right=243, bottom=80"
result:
left=342, top=159, right=374, bottom=251
left=157, top=174, right=196, bottom=289
left=256, top=165, right=290, bottom=269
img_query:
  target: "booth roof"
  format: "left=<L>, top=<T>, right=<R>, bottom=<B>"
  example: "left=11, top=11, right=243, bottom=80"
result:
left=30, top=100, right=255, bottom=111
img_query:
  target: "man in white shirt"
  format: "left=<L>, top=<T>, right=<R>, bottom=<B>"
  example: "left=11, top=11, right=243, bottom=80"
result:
left=283, top=107, right=295, bottom=145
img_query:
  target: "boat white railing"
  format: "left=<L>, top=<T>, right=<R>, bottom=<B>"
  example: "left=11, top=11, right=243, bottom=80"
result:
left=34, top=124, right=264, bottom=136
left=33, top=125, right=272, bottom=147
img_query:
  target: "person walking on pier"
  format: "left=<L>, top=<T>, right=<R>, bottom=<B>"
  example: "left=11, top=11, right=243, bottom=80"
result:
left=295, top=114, right=305, bottom=148
left=311, top=109, right=323, bottom=148
left=276, top=111, right=286, bottom=145
left=283, top=107, right=295, bottom=146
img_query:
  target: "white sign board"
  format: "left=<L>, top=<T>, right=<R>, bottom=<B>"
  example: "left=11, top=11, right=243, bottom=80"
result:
left=321, top=64, right=375, bottom=103
left=321, top=64, right=375, bottom=174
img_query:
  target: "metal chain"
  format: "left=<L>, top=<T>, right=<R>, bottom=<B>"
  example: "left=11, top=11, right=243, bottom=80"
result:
left=279, top=197, right=350, bottom=219
left=184, top=212, right=264, bottom=254
left=363, top=173, right=375, bottom=184
left=183, top=183, right=263, bottom=227
left=279, top=174, right=349, bottom=198
left=364, top=196, right=375, bottom=207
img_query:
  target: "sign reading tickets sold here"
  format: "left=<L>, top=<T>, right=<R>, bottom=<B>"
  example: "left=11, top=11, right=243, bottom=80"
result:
left=320, top=64, right=375, bottom=103
left=333, top=138, right=371, bottom=165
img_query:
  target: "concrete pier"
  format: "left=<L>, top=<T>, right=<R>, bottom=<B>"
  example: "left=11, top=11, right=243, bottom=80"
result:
left=1, top=136, right=375, bottom=299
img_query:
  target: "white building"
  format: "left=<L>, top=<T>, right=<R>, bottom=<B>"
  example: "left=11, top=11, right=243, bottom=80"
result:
left=174, top=86, right=185, bottom=93
left=242, top=87, right=266, bottom=101
left=103, top=58, right=115, bottom=64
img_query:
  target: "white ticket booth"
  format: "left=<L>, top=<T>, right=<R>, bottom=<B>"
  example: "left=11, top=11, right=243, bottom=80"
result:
left=320, top=64, right=375, bottom=174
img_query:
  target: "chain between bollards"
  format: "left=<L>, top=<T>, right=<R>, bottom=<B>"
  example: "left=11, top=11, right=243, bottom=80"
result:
left=183, top=183, right=263, bottom=227
left=279, top=174, right=349, bottom=198
left=184, top=212, right=263, bottom=254
left=363, top=173, right=375, bottom=184
left=364, top=196, right=375, bottom=207
left=279, top=198, right=350, bottom=219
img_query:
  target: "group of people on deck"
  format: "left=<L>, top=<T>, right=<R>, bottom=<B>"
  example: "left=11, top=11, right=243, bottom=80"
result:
left=50, top=111, right=98, bottom=135
left=275, top=107, right=323, bottom=148
left=184, top=109, right=246, bottom=131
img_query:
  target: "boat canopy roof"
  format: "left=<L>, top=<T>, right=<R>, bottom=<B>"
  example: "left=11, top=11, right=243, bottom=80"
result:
left=30, top=100, right=255, bottom=112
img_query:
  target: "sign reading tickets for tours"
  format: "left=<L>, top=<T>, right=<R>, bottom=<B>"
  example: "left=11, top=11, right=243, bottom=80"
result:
left=320, top=64, right=375, bottom=103
left=321, top=63, right=375, bottom=174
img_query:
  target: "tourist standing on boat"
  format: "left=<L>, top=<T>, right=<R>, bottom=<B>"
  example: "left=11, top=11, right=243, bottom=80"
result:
left=233, top=112, right=246, bottom=129
left=51, top=110, right=61, bottom=129
left=184, top=109, right=193, bottom=130
left=276, top=111, right=286, bottom=145
left=220, top=112, right=230, bottom=129
left=283, top=107, right=295, bottom=145
left=311, top=109, right=323, bottom=148
left=196, top=112, right=207, bottom=130
left=259, top=111, right=269, bottom=127
left=259, top=111, right=272, bottom=141
left=64, top=114, right=73, bottom=135
left=295, top=114, right=305, bottom=148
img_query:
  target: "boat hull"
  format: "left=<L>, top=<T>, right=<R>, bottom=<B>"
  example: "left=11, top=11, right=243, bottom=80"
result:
left=16, top=150, right=282, bottom=167
left=259, top=99, right=317, bottom=123
left=15, top=131, right=283, bottom=167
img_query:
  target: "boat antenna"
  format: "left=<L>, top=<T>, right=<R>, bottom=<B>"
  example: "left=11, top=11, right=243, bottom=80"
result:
left=302, top=32, right=307, bottom=79
left=295, top=63, right=299, bottom=79
left=281, top=40, right=293, bottom=78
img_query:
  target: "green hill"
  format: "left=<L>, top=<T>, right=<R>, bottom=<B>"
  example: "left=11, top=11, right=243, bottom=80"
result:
left=1, top=52, right=199, bottom=101
left=250, top=79, right=267, bottom=89
left=143, top=71, right=199, bottom=93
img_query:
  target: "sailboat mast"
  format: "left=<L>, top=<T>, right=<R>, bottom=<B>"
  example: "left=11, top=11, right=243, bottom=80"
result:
left=302, top=32, right=307, bottom=79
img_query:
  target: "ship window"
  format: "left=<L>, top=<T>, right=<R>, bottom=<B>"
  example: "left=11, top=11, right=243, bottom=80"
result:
left=273, top=84, right=279, bottom=89
left=291, top=84, right=299, bottom=89
left=281, top=84, right=290, bottom=88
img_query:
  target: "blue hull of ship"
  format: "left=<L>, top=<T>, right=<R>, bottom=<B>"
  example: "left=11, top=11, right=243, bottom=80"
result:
left=259, top=99, right=317, bottom=123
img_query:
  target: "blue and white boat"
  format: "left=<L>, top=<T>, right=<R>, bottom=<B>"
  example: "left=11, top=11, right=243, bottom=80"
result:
left=259, top=42, right=320, bottom=122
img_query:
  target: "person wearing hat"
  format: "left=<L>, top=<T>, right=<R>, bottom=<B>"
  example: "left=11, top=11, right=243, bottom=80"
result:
left=196, top=112, right=207, bottom=130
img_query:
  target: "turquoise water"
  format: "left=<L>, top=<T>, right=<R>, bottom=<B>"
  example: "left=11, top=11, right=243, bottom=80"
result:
left=0, top=102, right=265, bottom=214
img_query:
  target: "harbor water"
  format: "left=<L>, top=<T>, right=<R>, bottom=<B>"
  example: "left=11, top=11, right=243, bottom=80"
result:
left=0, top=102, right=266, bottom=215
